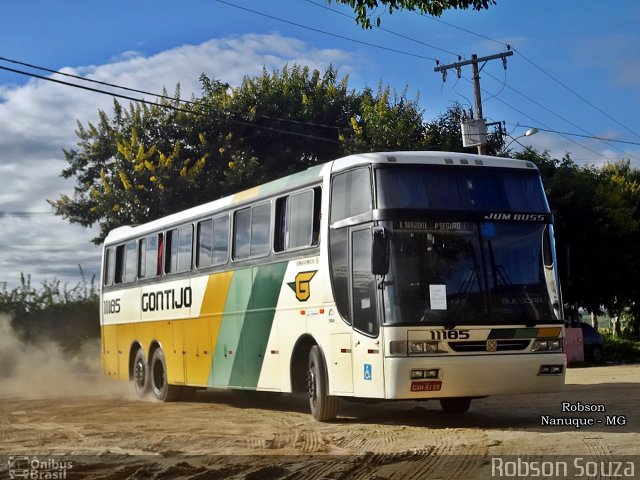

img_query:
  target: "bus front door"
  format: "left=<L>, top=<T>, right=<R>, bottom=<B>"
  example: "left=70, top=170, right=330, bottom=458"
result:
left=350, top=227, right=385, bottom=399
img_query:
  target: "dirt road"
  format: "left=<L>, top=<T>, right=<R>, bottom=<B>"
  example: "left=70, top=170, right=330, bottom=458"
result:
left=0, top=365, right=638, bottom=479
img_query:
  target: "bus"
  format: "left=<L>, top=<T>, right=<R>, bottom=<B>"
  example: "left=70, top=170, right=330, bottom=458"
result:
left=101, top=151, right=565, bottom=421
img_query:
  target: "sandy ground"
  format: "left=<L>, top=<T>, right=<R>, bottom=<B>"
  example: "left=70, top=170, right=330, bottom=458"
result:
left=0, top=365, right=638, bottom=479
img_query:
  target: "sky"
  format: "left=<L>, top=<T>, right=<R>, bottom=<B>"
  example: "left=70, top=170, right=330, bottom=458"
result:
left=1, top=0, right=639, bottom=289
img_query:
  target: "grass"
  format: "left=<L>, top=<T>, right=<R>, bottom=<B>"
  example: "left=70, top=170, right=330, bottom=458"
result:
left=601, top=332, right=640, bottom=363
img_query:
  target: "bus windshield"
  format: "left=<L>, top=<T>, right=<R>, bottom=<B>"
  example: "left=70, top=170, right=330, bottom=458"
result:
left=376, top=165, right=548, bottom=212
left=381, top=221, right=559, bottom=326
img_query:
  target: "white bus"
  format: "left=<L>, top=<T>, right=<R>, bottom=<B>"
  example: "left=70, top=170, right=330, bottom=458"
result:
left=101, top=151, right=565, bottom=421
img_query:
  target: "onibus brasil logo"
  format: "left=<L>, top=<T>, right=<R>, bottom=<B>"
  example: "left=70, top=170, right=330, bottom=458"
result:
left=8, top=456, right=73, bottom=479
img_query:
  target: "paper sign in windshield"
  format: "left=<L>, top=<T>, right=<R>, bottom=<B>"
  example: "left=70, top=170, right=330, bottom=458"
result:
left=429, top=284, right=447, bottom=310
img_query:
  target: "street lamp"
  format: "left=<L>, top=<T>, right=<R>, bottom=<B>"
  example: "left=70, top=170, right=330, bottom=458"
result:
left=502, top=127, right=539, bottom=152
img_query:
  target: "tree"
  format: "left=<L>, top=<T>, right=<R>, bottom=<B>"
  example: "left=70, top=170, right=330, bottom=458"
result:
left=50, top=88, right=219, bottom=243
left=328, top=0, right=497, bottom=28
left=50, top=65, right=432, bottom=243
left=341, top=83, right=428, bottom=154
left=599, top=161, right=640, bottom=336
left=515, top=149, right=640, bottom=332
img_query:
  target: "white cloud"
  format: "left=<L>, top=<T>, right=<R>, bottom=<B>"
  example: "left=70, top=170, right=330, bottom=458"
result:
left=0, top=33, right=358, bottom=288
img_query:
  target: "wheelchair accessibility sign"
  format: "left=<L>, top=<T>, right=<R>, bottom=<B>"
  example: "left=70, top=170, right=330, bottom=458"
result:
left=364, top=363, right=372, bottom=381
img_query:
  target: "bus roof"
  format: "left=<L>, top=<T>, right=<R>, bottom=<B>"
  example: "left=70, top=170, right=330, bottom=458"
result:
left=104, top=151, right=538, bottom=245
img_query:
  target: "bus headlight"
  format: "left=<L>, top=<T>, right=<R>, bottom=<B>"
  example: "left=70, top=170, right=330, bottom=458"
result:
left=409, top=340, right=439, bottom=354
left=532, top=338, right=563, bottom=352
left=389, top=340, right=443, bottom=356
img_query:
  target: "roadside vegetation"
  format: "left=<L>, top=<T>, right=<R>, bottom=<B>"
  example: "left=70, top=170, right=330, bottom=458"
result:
left=0, top=269, right=99, bottom=354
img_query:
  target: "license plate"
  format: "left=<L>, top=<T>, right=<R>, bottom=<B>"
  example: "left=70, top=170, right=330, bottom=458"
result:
left=410, top=381, right=442, bottom=392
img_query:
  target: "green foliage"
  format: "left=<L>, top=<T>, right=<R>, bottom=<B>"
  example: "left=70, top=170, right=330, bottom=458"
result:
left=0, top=268, right=98, bottom=314
left=327, top=0, right=497, bottom=28
left=515, top=148, right=640, bottom=336
left=0, top=270, right=100, bottom=354
left=50, top=88, right=216, bottom=243
left=50, top=65, right=436, bottom=243
left=602, top=332, right=640, bottom=362
left=341, top=83, right=427, bottom=154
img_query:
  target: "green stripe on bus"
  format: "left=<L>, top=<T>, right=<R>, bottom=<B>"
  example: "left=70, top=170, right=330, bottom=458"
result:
left=209, top=262, right=288, bottom=388
left=257, top=164, right=324, bottom=197
left=209, top=268, right=253, bottom=387
left=228, top=262, right=288, bottom=388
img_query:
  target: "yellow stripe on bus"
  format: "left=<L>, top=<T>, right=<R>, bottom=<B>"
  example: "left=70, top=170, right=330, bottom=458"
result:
left=232, top=186, right=260, bottom=203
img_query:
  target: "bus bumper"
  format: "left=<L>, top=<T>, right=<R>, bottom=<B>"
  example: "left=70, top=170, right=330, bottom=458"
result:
left=384, top=353, right=566, bottom=399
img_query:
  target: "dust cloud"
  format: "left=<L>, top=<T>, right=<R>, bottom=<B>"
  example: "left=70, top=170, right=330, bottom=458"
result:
left=0, top=314, right=129, bottom=399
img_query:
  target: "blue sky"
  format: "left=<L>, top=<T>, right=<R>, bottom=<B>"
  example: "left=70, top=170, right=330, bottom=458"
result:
left=1, top=0, right=639, bottom=288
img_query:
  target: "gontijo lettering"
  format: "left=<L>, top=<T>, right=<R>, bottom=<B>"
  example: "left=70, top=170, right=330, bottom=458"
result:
left=142, top=287, right=192, bottom=312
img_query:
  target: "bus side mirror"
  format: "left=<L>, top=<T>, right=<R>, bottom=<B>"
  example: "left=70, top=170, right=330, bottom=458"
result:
left=371, top=226, right=389, bottom=276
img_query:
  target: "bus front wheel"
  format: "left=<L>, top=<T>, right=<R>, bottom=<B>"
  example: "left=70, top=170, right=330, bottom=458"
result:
left=132, top=348, right=150, bottom=398
left=307, top=345, right=338, bottom=422
left=150, top=348, right=182, bottom=402
left=439, top=397, right=472, bottom=414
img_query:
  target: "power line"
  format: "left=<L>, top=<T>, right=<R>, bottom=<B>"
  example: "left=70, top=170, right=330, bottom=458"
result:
left=419, top=13, right=640, bottom=142
left=303, top=2, right=631, bottom=159
left=303, top=0, right=459, bottom=58
left=299, top=1, right=632, bottom=160
left=213, top=0, right=438, bottom=61
left=0, top=55, right=192, bottom=106
left=10, top=57, right=637, bottom=158
left=482, top=70, right=640, bottom=161
left=512, top=48, right=640, bottom=141
left=0, top=64, right=344, bottom=145
left=0, top=55, right=342, bottom=133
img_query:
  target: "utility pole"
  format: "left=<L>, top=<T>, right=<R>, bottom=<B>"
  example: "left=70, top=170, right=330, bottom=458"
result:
left=435, top=50, right=513, bottom=155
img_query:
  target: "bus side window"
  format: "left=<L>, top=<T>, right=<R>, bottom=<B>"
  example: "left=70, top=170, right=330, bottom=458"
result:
left=138, top=238, right=147, bottom=279
left=197, top=218, right=214, bottom=268
left=212, top=215, right=230, bottom=265
left=330, top=168, right=371, bottom=223
left=124, top=241, right=137, bottom=283
left=197, top=216, right=228, bottom=268
left=114, top=245, right=125, bottom=284
left=104, top=247, right=115, bottom=286
left=275, top=187, right=321, bottom=252
left=234, top=203, right=270, bottom=260
left=140, top=234, right=161, bottom=279
left=234, top=208, right=251, bottom=260
left=250, top=202, right=270, bottom=257
left=166, top=225, right=193, bottom=274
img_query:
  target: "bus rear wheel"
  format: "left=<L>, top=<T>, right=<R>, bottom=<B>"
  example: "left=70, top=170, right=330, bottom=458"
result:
left=440, top=397, right=472, bottom=414
left=132, top=348, right=150, bottom=398
left=307, top=345, right=338, bottom=422
left=150, top=348, right=182, bottom=402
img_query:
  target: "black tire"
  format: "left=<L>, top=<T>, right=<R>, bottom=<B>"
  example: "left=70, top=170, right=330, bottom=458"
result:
left=307, top=345, right=338, bottom=421
left=150, top=348, right=183, bottom=402
left=132, top=348, right=150, bottom=398
left=440, top=397, right=472, bottom=414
